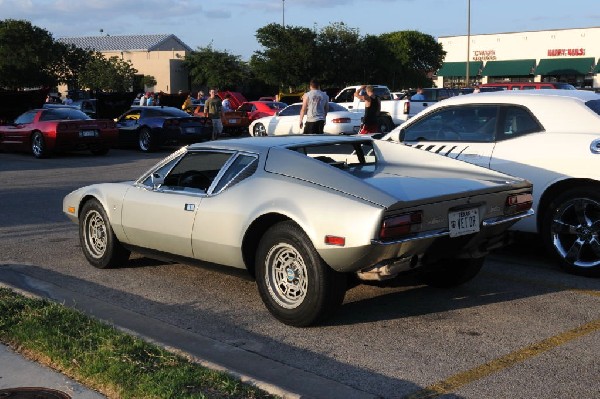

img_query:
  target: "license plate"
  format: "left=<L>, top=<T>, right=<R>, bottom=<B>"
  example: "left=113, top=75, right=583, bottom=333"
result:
left=79, top=130, right=97, bottom=137
left=185, top=127, right=196, bottom=133
left=448, top=208, right=480, bottom=237
left=229, top=119, right=241, bottom=124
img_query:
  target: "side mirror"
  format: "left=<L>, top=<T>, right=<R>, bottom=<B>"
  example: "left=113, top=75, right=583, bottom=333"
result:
left=151, top=173, right=165, bottom=189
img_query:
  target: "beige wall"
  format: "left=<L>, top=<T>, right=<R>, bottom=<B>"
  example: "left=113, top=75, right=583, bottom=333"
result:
left=436, top=27, right=600, bottom=88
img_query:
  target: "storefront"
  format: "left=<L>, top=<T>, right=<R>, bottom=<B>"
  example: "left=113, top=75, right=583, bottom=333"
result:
left=435, top=27, right=599, bottom=89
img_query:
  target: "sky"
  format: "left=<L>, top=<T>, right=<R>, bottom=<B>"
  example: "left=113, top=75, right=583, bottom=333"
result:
left=1, top=0, right=599, bottom=60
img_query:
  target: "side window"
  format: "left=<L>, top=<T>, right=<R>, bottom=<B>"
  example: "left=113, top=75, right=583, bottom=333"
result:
left=121, top=110, right=141, bottom=121
left=278, top=104, right=301, bottom=117
left=161, top=151, right=233, bottom=193
left=402, top=106, right=498, bottom=142
left=501, top=106, right=542, bottom=139
left=213, top=154, right=258, bottom=193
left=335, top=89, right=355, bottom=103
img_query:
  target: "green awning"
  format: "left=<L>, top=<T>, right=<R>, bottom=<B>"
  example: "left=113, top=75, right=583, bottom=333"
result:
left=481, top=59, right=536, bottom=76
left=595, top=60, right=600, bottom=73
left=536, top=57, right=595, bottom=75
left=436, top=61, right=483, bottom=77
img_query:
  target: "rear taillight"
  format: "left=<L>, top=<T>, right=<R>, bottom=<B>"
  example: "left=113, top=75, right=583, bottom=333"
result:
left=505, top=193, right=533, bottom=214
left=331, top=117, right=351, bottom=124
left=379, top=211, right=422, bottom=240
left=403, top=101, right=410, bottom=115
left=164, top=119, right=180, bottom=127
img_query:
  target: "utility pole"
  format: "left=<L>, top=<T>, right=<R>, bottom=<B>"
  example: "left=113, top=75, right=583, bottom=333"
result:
left=466, top=0, right=471, bottom=87
left=282, top=0, right=285, bottom=27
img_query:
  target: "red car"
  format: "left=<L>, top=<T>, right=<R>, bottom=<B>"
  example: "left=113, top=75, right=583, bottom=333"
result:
left=221, top=101, right=287, bottom=135
left=0, top=107, right=118, bottom=158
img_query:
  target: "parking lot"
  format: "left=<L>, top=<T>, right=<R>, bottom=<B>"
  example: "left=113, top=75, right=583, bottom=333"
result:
left=0, top=148, right=599, bottom=399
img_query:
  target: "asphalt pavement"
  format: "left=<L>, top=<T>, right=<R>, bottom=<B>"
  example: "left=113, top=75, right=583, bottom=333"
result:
left=0, top=272, right=378, bottom=399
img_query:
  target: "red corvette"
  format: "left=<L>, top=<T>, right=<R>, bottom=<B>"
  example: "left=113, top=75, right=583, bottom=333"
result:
left=0, top=107, right=118, bottom=158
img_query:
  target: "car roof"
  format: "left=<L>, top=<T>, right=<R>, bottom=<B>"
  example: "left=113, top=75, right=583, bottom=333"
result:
left=449, top=89, right=599, bottom=102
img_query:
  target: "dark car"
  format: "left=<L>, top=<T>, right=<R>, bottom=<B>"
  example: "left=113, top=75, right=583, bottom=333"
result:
left=115, top=106, right=212, bottom=152
left=0, top=107, right=117, bottom=158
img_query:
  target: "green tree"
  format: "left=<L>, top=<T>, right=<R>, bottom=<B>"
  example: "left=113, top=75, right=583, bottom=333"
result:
left=0, top=19, right=60, bottom=89
left=184, top=45, right=248, bottom=90
left=142, top=75, right=157, bottom=89
left=380, top=30, right=446, bottom=89
left=54, top=42, right=95, bottom=89
left=315, top=22, right=361, bottom=88
left=78, top=53, right=137, bottom=92
left=250, top=23, right=317, bottom=92
left=354, top=34, right=396, bottom=85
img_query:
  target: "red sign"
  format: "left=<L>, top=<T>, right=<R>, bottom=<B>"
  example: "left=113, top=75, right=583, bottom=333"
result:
left=547, top=48, right=586, bottom=57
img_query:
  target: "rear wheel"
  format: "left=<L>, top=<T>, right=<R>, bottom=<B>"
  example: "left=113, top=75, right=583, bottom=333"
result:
left=79, top=199, right=130, bottom=269
left=31, top=131, right=49, bottom=158
left=419, top=258, right=485, bottom=288
left=541, top=187, right=600, bottom=277
left=256, top=221, right=347, bottom=327
left=138, top=127, right=155, bottom=152
left=253, top=123, right=267, bottom=137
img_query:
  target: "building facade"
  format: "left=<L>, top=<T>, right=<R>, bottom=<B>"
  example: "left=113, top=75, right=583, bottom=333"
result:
left=435, top=27, right=600, bottom=89
left=58, top=34, right=193, bottom=94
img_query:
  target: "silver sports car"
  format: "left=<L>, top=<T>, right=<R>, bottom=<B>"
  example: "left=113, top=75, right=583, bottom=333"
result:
left=63, top=135, right=533, bottom=326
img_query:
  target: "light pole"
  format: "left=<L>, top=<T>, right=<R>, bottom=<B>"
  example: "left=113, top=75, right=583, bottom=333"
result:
left=465, top=0, right=471, bottom=87
left=282, top=0, right=285, bottom=27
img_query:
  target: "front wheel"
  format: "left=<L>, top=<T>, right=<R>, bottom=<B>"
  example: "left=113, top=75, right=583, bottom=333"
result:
left=253, top=123, right=267, bottom=137
left=256, top=221, right=347, bottom=327
left=79, top=199, right=130, bottom=269
left=31, top=131, right=49, bottom=158
left=541, top=187, right=600, bottom=277
left=419, top=258, right=485, bottom=288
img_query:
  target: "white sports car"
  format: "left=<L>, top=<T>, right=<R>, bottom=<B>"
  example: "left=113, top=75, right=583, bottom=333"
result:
left=64, top=135, right=533, bottom=326
left=383, top=89, right=600, bottom=276
left=249, top=102, right=363, bottom=136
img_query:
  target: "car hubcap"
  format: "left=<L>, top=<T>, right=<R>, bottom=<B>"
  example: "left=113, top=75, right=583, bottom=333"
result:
left=84, top=210, right=107, bottom=259
left=551, top=197, right=600, bottom=268
left=140, top=131, right=150, bottom=150
left=254, top=124, right=266, bottom=137
left=32, top=134, right=42, bottom=155
left=265, top=243, right=308, bottom=309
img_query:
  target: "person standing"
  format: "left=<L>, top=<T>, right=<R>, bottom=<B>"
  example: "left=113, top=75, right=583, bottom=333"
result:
left=299, top=78, right=329, bottom=134
left=204, top=89, right=223, bottom=140
left=222, top=94, right=233, bottom=112
left=354, top=85, right=381, bottom=134
left=411, top=88, right=426, bottom=101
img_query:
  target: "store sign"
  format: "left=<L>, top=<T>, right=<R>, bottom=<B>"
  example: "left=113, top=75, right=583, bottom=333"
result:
left=547, top=48, right=586, bottom=56
left=472, top=50, right=496, bottom=61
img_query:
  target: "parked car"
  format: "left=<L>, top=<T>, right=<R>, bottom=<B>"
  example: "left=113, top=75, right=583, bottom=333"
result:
left=115, top=106, right=212, bottom=152
left=383, top=90, right=600, bottom=276
left=221, top=101, right=287, bottom=136
left=0, top=107, right=117, bottom=158
left=249, top=102, right=364, bottom=136
left=63, top=135, right=533, bottom=326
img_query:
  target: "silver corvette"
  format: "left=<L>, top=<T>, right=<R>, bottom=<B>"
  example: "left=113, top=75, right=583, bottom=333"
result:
left=63, top=135, right=533, bottom=326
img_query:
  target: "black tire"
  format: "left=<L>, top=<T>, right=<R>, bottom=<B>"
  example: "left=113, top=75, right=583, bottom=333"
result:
left=138, top=127, right=155, bottom=152
left=31, top=131, right=49, bottom=158
left=377, top=116, right=394, bottom=134
left=253, top=123, right=267, bottom=137
left=255, top=221, right=347, bottom=327
left=419, top=258, right=485, bottom=288
left=541, top=187, right=600, bottom=277
left=79, top=199, right=130, bottom=269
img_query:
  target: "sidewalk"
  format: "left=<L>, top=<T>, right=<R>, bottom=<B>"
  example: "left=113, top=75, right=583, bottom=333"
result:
left=0, top=343, right=106, bottom=399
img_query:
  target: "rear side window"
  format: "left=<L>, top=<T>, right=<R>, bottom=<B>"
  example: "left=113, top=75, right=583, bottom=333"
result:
left=500, top=106, right=542, bottom=138
left=40, top=108, right=89, bottom=121
left=585, top=100, right=600, bottom=116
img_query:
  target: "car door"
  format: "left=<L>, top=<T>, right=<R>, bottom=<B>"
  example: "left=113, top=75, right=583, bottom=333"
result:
left=116, top=109, right=142, bottom=143
left=400, top=105, right=499, bottom=169
left=121, top=150, right=234, bottom=257
left=268, top=104, right=302, bottom=135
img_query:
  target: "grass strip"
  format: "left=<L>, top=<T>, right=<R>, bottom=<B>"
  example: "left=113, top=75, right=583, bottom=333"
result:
left=0, top=288, right=277, bottom=399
